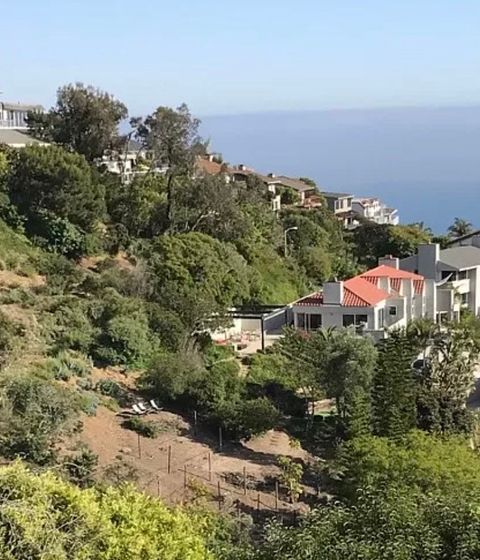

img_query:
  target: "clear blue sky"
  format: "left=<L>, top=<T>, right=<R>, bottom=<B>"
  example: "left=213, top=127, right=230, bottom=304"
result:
left=2, top=0, right=480, bottom=116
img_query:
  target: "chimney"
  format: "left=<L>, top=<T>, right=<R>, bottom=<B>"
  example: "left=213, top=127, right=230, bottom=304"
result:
left=378, top=255, right=399, bottom=269
left=323, top=281, right=344, bottom=305
left=207, top=154, right=214, bottom=162
left=268, top=173, right=276, bottom=178
left=238, top=164, right=247, bottom=171
left=417, top=243, right=440, bottom=280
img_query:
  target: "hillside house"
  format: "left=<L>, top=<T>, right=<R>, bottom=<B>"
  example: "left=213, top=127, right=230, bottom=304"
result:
left=0, top=101, right=47, bottom=147
left=0, top=102, right=43, bottom=130
left=322, top=192, right=356, bottom=227
left=445, top=230, right=480, bottom=249
left=401, top=243, right=480, bottom=319
left=352, top=197, right=399, bottom=225
left=292, top=257, right=437, bottom=341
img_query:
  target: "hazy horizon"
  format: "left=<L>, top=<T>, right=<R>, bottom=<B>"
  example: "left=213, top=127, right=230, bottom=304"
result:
left=202, top=105, right=480, bottom=233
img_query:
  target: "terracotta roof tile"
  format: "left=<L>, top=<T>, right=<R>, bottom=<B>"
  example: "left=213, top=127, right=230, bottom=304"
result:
left=361, top=265, right=425, bottom=295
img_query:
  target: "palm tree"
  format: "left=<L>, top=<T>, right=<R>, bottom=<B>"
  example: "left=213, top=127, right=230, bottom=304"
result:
left=448, top=217, right=473, bottom=238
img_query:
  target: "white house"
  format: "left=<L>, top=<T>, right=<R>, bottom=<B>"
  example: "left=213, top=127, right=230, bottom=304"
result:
left=401, top=243, right=480, bottom=319
left=292, top=257, right=438, bottom=340
left=0, top=102, right=43, bottom=130
left=0, top=101, right=48, bottom=148
left=352, top=197, right=399, bottom=225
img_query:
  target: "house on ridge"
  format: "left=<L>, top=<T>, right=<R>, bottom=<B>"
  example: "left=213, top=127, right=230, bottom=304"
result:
left=292, top=256, right=437, bottom=341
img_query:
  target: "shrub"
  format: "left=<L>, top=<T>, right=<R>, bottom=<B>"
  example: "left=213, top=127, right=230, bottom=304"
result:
left=51, top=350, right=92, bottom=380
left=0, top=374, right=79, bottom=464
left=215, top=397, right=281, bottom=440
left=91, top=291, right=157, bottom=367
left=140, top=352, right=205, bottom=402
left=63, top=446, right=98, bottom=488
left=123, top=417, right=159, bottom=438
left=0, top=310, right=21, bottom=367
left=78, top=392, right=100, bottom=416
left=95, top=379, right=128, bottom=404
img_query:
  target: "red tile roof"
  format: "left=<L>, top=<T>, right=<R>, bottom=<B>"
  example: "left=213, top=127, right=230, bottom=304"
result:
left=360, top=265, right=424, bottom=295
left=343, top=277, right=391, bottom=306
left=295, top=264, right=425, bottom=308
left=196, top=156, right=225, bottom=175
left=295, top=277, right=391, bottom=308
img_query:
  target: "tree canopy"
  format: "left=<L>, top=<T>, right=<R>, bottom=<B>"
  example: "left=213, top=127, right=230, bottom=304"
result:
left=27, top=83, right=128, bottom=161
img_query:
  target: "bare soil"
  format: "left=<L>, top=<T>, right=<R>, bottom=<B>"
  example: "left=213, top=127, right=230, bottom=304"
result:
left=74, top=403, right=314, bottom=515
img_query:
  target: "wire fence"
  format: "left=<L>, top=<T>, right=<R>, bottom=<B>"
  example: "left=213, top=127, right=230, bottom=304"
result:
left=133, top=440, right=303, bottom=523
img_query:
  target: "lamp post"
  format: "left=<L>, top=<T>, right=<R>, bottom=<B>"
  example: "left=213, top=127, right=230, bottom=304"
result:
left=284, top=226, right=298, bottom=257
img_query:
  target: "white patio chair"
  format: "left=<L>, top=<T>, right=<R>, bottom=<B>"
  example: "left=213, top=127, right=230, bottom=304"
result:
left=132, top=404, right=146, bottom=415
left=150, top=399, right=162, bottom=411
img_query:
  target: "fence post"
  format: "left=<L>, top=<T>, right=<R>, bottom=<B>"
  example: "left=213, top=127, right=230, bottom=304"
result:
left=208, top=453, right=212, bottom=482
left=243, top=466, right=247, bottom=495
left=217, top=481, right=222, bottom=511
left=275, top=480, right=279, bottom=511
left=137, top=433, right=142, bottom=459
left=157, top=475, right=160, bottom=497
left=218, top=426, right=223, bottom=450
left=183, top=465, right=187, bottom=488
left=193, top=410, right=198, bottom=435
left=167, top=445, right=172, bottom=474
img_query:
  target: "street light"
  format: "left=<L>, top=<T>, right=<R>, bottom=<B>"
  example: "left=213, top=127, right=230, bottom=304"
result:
left=284, top=226, right=298, bottom=257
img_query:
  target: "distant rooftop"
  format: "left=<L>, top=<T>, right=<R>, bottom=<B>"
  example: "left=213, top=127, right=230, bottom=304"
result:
left=440, top=246, right=480, bottom=270
left=322, top=191, right=353, bottom=199
left=0, top=129, right=48, bottom=147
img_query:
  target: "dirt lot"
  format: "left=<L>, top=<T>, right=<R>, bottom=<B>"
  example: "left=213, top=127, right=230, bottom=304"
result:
left=75, top=404, right=313, bottom=515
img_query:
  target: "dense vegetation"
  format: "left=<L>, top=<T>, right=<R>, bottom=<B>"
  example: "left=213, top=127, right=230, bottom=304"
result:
left=0, top=82, right=474, bottom=558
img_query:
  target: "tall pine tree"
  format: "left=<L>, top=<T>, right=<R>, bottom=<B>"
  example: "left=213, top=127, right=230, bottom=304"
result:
left=372, top=331, right=416, bottom=440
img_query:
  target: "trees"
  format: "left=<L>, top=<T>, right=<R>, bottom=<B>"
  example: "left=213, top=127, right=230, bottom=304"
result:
left=335, top=430, right=480, bottom=499
left=27, top=83, right=127, bottom=161
left=7, top=145, right=105, bottom=251
left=0, top=374, right=79, bottom=464
left=0, top=462, right=211, bottom=559
left=371, top=332, right=416, bottom=439
left=257, top=484, right=480, bottom=560
left=448, top=217, right=473, bottom=238
left=278, top=328, right=377, bottom=438
left=145, top=233, right=251, bottom=332
left=350, top=221, right=431, bottom=268
left=134, top=104, right=202, bottom=228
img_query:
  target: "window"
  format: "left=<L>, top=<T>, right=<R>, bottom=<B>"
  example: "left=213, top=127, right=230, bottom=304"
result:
left=343, top=314, right=367, bottom=327
left=388, top=306, right=397, bottom=316
left=458, top=270, right=468, bottom=280
left=441, top=270, right=454, bottom=280
left=310, top=314, right=322, bottom=330
left=461, top=293, right=469, bottom=305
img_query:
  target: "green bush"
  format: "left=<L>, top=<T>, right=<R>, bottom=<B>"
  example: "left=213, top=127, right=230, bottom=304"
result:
left=47, top=299, right=97, bottom=354
left=95, top=379, right=128, bottom=404
left=63, top=446, right=98, bottom=488
left=78, top=392, right=100, bottom=417
left=0, top=374, right=79, bottom=464
left=91, top=291, right=158, bottom=367
left=123, top=417, right=159, bottom=438
left=216, top=397, right=281, bottom=440
left=0, top=310, right=22, bottom=367
left=51, top=350, right=92, bottom=380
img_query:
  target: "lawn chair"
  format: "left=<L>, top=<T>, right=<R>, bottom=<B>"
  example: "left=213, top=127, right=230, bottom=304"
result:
left=132, top=404, right=147, bottom=415
left=137, top=402, right=150, bottom=413
left=150, top=399, right=162, bottom=411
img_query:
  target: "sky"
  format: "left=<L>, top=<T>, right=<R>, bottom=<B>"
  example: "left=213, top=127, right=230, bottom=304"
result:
left=2, top=0, right=480, bottom=116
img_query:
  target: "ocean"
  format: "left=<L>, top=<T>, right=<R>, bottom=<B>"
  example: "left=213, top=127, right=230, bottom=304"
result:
left=201, top=106, right=480, bottom=233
